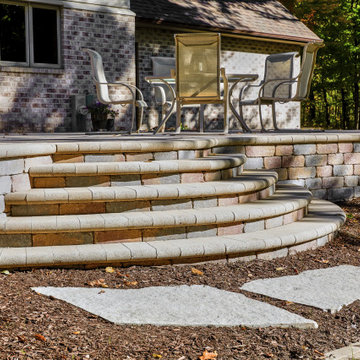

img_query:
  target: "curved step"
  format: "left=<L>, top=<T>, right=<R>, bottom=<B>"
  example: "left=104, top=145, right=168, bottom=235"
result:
left=0, top=185, right=312, bottom=246
left=29, top=155, right=246, bottom=176
left=6, top=170, right=278, bottom=216
left=29, top=155, right=247, bottom=188
left=0, top=199, right=345, bottom=268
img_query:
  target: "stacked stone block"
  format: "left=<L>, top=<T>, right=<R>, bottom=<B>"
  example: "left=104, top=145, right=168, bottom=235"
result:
left=218, top=139, right=360, bottom=201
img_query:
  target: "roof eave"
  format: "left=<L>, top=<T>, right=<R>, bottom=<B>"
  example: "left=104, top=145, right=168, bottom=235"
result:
left=135, top=18, right=322, bottom=45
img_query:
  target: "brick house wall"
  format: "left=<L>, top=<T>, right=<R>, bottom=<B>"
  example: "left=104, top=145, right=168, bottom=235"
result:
left=136, top=27, right=302, bottom=131
left=0, top=3, right=135, bottom=132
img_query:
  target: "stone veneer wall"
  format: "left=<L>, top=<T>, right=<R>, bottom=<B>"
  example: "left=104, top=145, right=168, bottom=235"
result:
left=136, top=26, right=302, bottom=131
left=0, top=7, right=135, bottom=132
left=214, top=137, right=360, bottom=201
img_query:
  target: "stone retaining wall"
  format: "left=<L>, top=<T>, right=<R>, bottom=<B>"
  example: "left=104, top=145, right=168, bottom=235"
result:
left=241, top=142, right=359, bottom=200
left=213, top=134, right=360, bottom=201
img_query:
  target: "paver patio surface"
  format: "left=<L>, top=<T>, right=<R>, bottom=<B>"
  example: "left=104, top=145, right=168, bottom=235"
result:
left=241, top=265, right=360, bottom=313
left=32, top=285, right=317, bottom=329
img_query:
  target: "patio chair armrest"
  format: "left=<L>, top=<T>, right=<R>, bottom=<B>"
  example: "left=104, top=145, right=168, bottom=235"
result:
left=271, top=80, right=298, bottom=98
left=153, top=85, right=167, bottom=105
left=258, top=76, right=299, bottom=98
left=239, top=82, right=264, bottom=100
left=147, top=78, right=176, bottom=104
left=95, top=81, right=145, bottom=101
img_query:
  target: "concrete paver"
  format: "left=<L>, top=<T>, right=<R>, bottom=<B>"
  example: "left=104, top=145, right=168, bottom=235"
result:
left=32, top=285, right=317, bottom=328
left=241, top=265, right=360, bottom=313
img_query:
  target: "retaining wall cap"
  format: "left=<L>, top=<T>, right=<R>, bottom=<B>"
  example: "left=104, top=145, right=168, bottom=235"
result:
left=211, top=133, right=360, bottom=146
left=55, top=138, right=221, bottom=154
left=0, top=199, right=345, bottom=268
left=0, top=144, right=56, bottom=160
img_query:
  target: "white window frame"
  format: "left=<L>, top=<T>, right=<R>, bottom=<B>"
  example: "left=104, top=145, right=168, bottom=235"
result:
left=0, top=1, right=61, bottom=68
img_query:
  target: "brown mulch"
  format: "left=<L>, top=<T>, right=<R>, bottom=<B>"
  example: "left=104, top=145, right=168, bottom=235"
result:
left=1, top=200, right=360, bottom=360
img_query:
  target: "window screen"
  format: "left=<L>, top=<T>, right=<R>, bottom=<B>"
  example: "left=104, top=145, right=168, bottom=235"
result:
left=32, top=7, right=58, bottom=64
left=0, top=3, right=26, bottom=62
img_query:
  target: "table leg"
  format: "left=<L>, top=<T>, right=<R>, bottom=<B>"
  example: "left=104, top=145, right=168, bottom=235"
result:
left=228, top=79, right=254, bottom=133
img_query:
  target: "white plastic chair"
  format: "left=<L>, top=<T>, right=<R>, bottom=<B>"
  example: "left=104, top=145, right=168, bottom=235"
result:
left=238, top=42, right=324, bottom=132
left=84, top=48, right=147, bottom=133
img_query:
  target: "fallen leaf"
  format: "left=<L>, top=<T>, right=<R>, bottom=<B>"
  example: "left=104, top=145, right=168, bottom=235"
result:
left=17, top=335, right=26, bottom=342
left=152, top=354, right=162, bottom=358
left=88, top=279, right=108, bottom=288
left=191, top=268, right=204, bottom=276
left=264, top=353, right=274, bottom=358
left=276, top=267, right=285, bottom=271
left=314, top=349, right=325, bottom=356
left=72, top=331, right=80, bottom=335
left=116, top=271, right=130, bottom=277
left=124, top=280, right=138, bottom=286
left=98, top=290, right=105, bottom=294
left=199, top=350, right=218, bottom=360
left=1, top=270, right=10, bottom=275
left=34, top=334, right=46, bottom=342
left=105, top=267, right=115, bottom=273
left=285, top=301, right=294, bottom=306
left=314, top=259, right=329, bottom=264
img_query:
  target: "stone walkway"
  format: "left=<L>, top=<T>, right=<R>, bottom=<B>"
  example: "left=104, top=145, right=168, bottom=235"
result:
left=33, top=285, right=317, bottom=329
left=32, top=265, right=360, bottom=352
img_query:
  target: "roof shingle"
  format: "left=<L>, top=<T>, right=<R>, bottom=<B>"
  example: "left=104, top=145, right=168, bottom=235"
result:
left=131, top=0, right=321, bottom=43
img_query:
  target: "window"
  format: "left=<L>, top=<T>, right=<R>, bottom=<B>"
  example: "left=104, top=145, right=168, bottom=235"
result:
left=0, top=2, right=61, bottom=67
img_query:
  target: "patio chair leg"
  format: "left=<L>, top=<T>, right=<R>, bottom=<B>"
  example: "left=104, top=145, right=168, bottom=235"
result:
left=272, top=101, right=280, bottom=130
left=239, top=104, right=244, bottom=125
left=137, top=105, right=144, bottom=133
left=223, top=100, right=229, bottom=134
left=258, top=102, right=267, bottom=132
left=199, top=105, right=205, bottom=133
left=129, top=101, right=136, bottom=134
left=175, top=101, right=181, bottom=134
left=158, top=105, right=167, bottom=133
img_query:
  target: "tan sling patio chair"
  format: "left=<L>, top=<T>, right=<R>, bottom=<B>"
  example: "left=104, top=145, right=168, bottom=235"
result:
left=84, top=48, right=147, bottom=133
left=238, top=41, right=324, bottom=132
left=174, top=33, right=229, bottom=133
left=151, top=56, right=205, bottom=132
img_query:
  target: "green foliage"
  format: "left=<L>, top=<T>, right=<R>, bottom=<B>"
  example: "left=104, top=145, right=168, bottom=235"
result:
left=280, top=0, right=360, bottom=129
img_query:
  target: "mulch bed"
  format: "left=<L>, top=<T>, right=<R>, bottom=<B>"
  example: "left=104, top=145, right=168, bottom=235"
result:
left=1, top=199, right=360, bottom=359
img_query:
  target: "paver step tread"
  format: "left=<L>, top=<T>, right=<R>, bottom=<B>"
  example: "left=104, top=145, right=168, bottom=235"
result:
left=0, top=199, right=345, bottom=268
left=0, top=185, right=312, bottom=233
left=7, top=170, right=277, bottom=204
left=28, top=155, right=246, bottom=176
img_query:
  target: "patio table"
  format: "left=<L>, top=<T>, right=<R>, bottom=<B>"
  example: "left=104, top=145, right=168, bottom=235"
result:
left=145, top=73, right=258, bottom=134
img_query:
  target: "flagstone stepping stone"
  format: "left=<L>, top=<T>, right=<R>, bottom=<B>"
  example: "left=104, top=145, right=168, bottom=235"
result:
left=32, top=285, right=317, bottom=329
left=325, top=342, right=360, bottom=359
left=241, top=265, right=360, bottom=313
